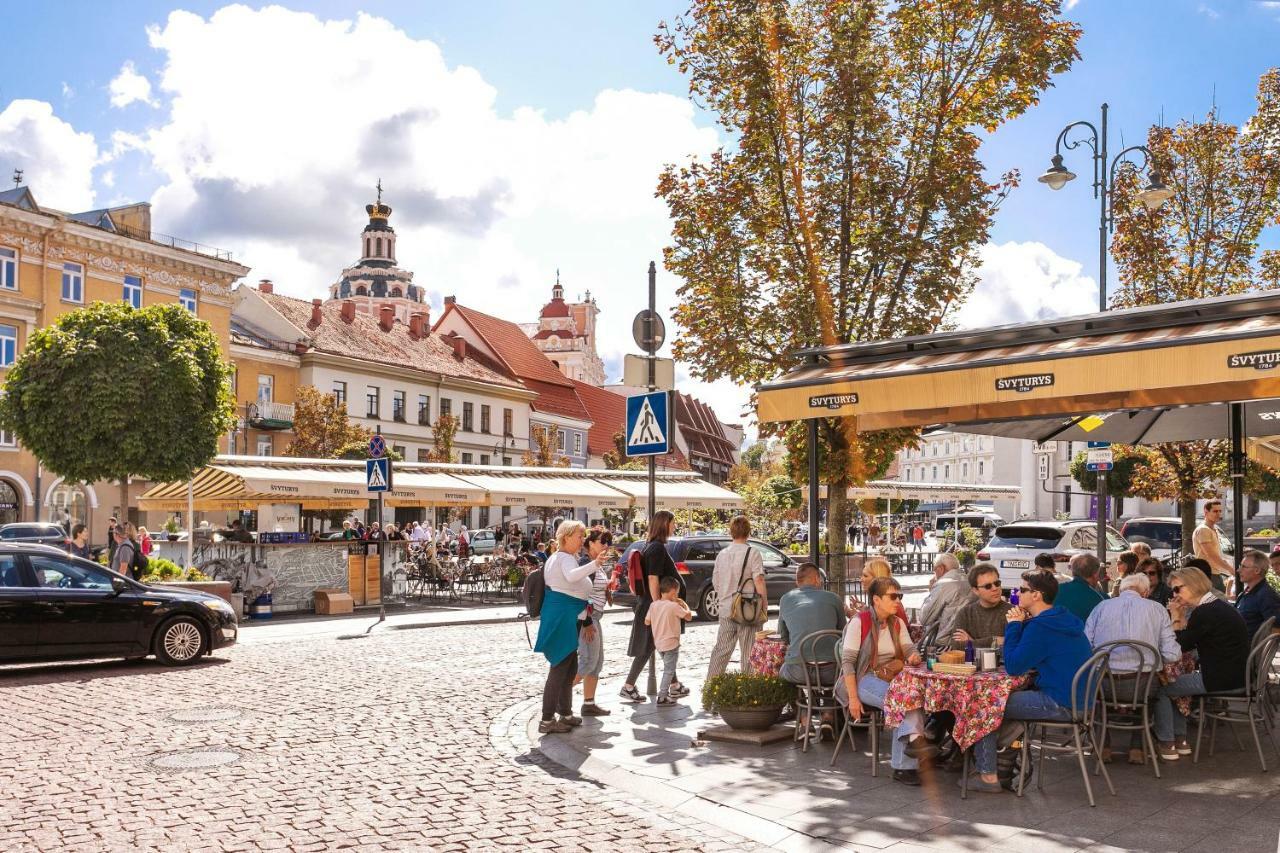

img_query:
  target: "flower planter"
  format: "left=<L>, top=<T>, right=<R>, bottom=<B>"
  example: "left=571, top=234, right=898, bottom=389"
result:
left=719, top=706, right=783, bottom=731
left=150, top=580, right=234, bottom=606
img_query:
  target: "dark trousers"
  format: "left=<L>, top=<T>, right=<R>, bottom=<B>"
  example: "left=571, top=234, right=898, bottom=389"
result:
left=542, top=653, right=578, bottom=720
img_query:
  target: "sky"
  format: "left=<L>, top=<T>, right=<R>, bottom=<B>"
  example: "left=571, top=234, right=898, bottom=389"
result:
left=1, top=1, right=1277, bottom=436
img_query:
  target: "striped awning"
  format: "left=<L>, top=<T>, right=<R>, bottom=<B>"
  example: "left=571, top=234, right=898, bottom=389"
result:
left=455, top=473, right=631, bottom=511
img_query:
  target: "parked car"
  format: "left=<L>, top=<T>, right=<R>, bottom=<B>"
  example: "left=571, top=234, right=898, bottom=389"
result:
left=613, top=535, right=813, bottom=620
left=1119, top=516, right=1233, bottom=563
left=0, top=544, right=238, bottom=666
left=468, top=529, right=497, bottom=555
left=976, top=520, right=1128, bottom=588
left=0, top=523, right=69, bottom=548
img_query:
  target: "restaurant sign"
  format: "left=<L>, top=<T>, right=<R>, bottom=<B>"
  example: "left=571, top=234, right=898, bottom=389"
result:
left=996, top=373, right=1055, bottom=393
left=1228, top=349, right=1280, bottom=371
left=808, top=392, right=858, bottom=410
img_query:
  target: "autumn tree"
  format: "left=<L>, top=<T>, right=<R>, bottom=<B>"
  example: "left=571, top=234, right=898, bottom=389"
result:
left=426, top=413, right=459, bottom=463
left=656, top=0, right=1081, bottom=584
left=603, top=429, right=645, bottom=471
left=1069, top=448, right=1145, bottom=519
left=1107, top=70, right=1280, bottom=550
left=286, top=385, right=370, bottom=458
left=520, top=425, right=570, bottom=529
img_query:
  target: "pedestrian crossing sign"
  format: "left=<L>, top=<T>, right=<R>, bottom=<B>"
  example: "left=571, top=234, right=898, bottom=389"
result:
left=626, top=391, right=670, bottom=457
left=366, top=457, right=392, bottom=492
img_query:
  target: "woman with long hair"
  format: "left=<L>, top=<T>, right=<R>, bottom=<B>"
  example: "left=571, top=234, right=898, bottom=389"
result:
left=850, top=556, right=907, bottom=622
left=574, top=527, right=616, bottom=716
left=620, top=510, right=687, bottom=703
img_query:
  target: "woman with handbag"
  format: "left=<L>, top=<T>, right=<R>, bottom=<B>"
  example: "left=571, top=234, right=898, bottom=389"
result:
left=834, top=576, right=928, bottom=786
left=706, top=516, right=768, bottom=679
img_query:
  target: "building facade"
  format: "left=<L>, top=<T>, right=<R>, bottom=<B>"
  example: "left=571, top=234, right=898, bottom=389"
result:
left=0, top=184, right=248, bottom=541
left=521, top=276, right=605, bottom=386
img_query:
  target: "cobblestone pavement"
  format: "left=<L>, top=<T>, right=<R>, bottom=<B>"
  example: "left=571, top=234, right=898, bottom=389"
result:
left=0, top=614, right=763, bottom=852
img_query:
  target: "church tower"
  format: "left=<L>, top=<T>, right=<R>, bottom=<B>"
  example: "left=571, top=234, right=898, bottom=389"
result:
left=327, top=183, right=425, bottom=322
left=526, top=272, right=606, bottom=386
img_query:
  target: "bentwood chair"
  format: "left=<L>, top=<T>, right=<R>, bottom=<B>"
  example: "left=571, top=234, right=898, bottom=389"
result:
left=828, top=637, right=886, bottom=776
left=795, top=630, right=843, bottom=753
left=1193, top=632, right=1280, bottom=772
left=1093, top=640, right=1163, bottom=779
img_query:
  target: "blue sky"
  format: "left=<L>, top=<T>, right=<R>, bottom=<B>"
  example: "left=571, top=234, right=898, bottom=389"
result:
left=1, top=1, right=1277, bottom=423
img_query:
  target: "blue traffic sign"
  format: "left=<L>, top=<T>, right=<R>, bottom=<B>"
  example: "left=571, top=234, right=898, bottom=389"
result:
left=626, top=391, right=670, bottom=457
left=1086, top=462, right=1114, bottom=472
left=366, top=458, right=392, bottom=492
left=1086, top=441, right=1111, bottom=448
left=369, top=433, right=387, bottom=458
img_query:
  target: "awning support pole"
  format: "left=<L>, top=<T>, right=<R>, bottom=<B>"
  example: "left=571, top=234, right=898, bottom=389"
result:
left=808, top=418, right=819, bottom=569
left=185, top=479, right=194, bottom=568
left=1231, top=402, right=1245, bottom=583
left=1096, top=471, right=1107, bottom=565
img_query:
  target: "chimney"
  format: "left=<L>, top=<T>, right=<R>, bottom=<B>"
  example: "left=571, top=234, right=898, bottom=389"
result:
left=308, top=299, right=323, bottom=329
left=451, top=336, right=467, bottom=361
left=379, top=304, right=395, bottom=332
left=408, top=311, right=427, bottom=340
left=258, top=279, right=273, bottom=293
left=444, top=295, right=456, bottom=305
left=340, top=300, right=356, bottom=323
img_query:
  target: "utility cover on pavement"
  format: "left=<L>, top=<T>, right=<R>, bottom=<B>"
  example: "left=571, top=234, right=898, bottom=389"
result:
left=148, top=749, right=242, bottom=770
left=166, top=707, right=244, bottom=723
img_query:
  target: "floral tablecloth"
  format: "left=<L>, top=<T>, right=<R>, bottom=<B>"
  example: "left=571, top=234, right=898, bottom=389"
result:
left=1160, top=652, right=1197, bottom=716
left=883, top=665, right=1030, bottom=749
left=750, top=635, right=787, bottom=677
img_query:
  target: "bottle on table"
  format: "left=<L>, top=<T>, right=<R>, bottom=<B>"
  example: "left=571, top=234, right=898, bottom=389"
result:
left=1010, top=586, right=1020, bottom=607
left=964, top=639, right=975, bottom=664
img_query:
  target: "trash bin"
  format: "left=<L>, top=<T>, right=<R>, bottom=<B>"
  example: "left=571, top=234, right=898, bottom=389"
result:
left=249, top=593, right=273, bottom=619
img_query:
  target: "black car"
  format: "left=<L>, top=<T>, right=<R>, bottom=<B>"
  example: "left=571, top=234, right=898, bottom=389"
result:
left=0, top=522, right=69, bottom=548
left=613, top=536, right=806, bottom=620
left=0, top=544, right=238, bottom=666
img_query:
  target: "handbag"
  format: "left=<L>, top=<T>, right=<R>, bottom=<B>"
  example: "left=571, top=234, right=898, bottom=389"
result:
left=728, top=550, right=766, bottom=625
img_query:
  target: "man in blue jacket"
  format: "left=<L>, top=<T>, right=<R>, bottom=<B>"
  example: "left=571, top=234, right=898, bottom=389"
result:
left=967, top=567, right=1094, bottom=793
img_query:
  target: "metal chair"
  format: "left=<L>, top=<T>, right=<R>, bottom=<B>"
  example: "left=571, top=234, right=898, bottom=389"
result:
left=794, top=630, right=843, bottom=753
left=1093, top=640, right=1163, bottom=779
left=1013, top=648, right=1115, bottom=807
left=827, top=635, right=886, bottom=776
left=1251, top=615, right=1277, bottom=651
left=1193, top=632, right=1280, bottom=772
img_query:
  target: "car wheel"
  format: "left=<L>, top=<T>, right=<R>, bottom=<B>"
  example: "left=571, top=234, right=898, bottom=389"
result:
left=154, top=615, right=207, bottom=666
left=698, top=586, right=719, bottom=621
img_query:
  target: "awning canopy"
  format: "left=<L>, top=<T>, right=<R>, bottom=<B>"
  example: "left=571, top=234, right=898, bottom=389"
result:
left=757, top=291, right=1280, bottom=430
left=602, top=477, right=744, bottom=511
left=821, top=480, right=1022, bottom=503
left=455, top=473, right=631, bottom=511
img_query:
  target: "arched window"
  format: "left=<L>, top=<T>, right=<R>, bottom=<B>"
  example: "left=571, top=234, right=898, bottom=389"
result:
left=0, top=480, right=19, bottom=526
left=356, top=285, right=368, bottom=296
left=390, top=287, right=402, bottom=298
left=365, top=237, right=371, bottom=257
left=376, top=237, right=383, bottom=257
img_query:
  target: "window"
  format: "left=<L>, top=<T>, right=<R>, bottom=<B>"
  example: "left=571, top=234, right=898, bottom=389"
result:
left=480, top=404, right=491, bottom=434
left=503, top=457, right=511, bottom=466
left=417, top=449, right=430, bottom=463
left=503, top=408, right=513, bottom=436
left=944, top=441, right=951, bottom=455
left=685, top=541, right=723, bottom=561
left=556, top=430, right=565, bottom=451
left=230, top=368, right=237, bottom=396
left=0, top=555, right=25, bottom=587
left=573, top=433, right=582, bottom=455
left=931, top=465, right=937, bottom=480
left=0, top=324, right=16, bottom=367
left=978, top=460, right=985, bottom=477
left=962, top=462, right=969, bottom=479
left=61, top=262, right=83, bottom=302
left=257, top=435, right=272, bottom=456
left=418, top=395, right=430, bottom=425
left=0, top=247, right=17, bottom=289
left=393, top=390, right=406, bottom=422
left=903, top=470, right=910, bottom=481
left=440, top=398, right=452, bottom=420
left=123, top=274, right=142, bottom=309
left=376, top=236, right=383, bottom=257
left=461, top=452, right=473, bottom=464
left=30, top=555, right=114, bottom=591
left=366, top=385, right=380, bottom=418
left=392, top=444, right=406, bottom=459
left=944, top=464, right=950, bottom=479
left=480, top=454, right=490, bottom=466
left=462, top=402, right=474, bottom=432
left=179, top=288, right=197, bottom=313
left=257, top=374, right=273, bottom=404
left=0, top=429, right=15, bottom=448
left=333, top=381, right=347, bottom=407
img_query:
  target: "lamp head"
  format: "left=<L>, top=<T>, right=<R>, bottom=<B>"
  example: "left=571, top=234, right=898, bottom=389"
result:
left=1037, top=154, right=1076, bottom=191
left=1137, top=171, right=1175, bottom=211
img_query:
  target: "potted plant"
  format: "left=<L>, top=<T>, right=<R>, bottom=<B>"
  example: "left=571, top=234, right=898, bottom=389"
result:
left=701, top=672, right=794, bottom=731
left=163, top=517, right=180, bottom=542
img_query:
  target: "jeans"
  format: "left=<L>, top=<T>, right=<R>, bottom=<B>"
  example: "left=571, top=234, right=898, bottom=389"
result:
left=658, top=648, right=680, bottom=698
left=838, top=674, right=922, bottom=771
left=1153, top=671, right=1205, bottom=742
left=542, top=652, right=578, bottom=721
left=973, top=689, right=1071, bottom=774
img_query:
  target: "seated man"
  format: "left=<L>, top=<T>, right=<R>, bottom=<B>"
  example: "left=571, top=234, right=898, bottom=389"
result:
left=950, top=563, right=1011, bottom=649
left=968, top=568, right=1094, bottom=793
left=1084, top=572, right=1182, bottom=763
left=918, top=554, right=971, bottom=646
left=1055, top=553, right=1108, bottom=622
left=777, top=562, right=847, bottom=685
left=1235, top=548, right=1280, bottom=640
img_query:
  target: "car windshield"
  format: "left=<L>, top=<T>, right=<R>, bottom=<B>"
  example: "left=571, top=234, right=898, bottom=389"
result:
left=0, top=526, right=53, bottom=540
left=988, top=526, right=1065, bottom=550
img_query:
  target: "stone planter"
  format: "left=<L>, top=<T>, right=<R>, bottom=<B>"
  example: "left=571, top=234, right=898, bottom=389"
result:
left=150, top=580, right=234, bottom=606
left=718, top=706, right=783, bottom=731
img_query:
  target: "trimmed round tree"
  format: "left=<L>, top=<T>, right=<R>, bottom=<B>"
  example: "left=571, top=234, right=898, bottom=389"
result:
left=0, top=301, right=236, bottom=516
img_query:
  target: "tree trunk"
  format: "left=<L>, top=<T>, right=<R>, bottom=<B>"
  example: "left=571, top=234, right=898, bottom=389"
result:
left=826, top=474, right=850, bottom=592
left=119, top=478, right=130, bottom=526
left=1180, top=500, right=1197, bottom=556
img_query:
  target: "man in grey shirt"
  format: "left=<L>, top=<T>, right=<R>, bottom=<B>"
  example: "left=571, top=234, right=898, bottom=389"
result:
left=918, top=554, right=971, bottom=644
left=778, top=563, right=847, bottom=684
left=706, top=516, right=768, bottom=678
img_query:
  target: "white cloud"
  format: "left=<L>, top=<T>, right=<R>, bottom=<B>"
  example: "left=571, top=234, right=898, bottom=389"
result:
left=953, top=240, right=1097, bottom=329
left=60, top=82, right=74, bottom=99
left=0, top=99, right=99, bottom=210
left=1197, top=3, right=1221, bottom=19
left=108, top=61, right=156, bottom=108
left=1064, top=0, right=1082, bottom=9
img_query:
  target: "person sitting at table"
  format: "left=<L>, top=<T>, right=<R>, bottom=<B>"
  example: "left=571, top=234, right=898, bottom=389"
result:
left=850, top=556, right=908, bottom=621
left=1235, top=548, right=1280, bottom=640
left=1130, top=542, right=1152, bottom=560
left=777, top=563, right=847, bottom=686
left=1152, top=566, right=1250, bottom=760
left=834, top=576, right=925, bottom=786
left=1084, top=571, right=1182, bottom=764
left=1110, top=551, right=1139, bottom=597
left=1140, top=557, right=1173, bottom=606
left=1055, top=554, right=1108, bottom=622
left=968, top=567, right=1094, bottom=793
left=919, top=554, right=971, bottom=647
left=949, top=563, right=1011, bottom=649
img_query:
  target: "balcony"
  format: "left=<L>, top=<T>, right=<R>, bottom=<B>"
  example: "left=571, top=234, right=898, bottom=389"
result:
left=247, top=401, right=294, bottom=430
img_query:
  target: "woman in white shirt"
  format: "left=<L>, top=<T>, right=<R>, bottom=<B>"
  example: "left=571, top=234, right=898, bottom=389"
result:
left=534, top=520, right=607, bottom=733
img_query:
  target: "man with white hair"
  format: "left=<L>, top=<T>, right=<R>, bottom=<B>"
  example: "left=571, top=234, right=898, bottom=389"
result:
left=1084, top=571, right=1181, bottom=764
left=918, top=553, right=971, bottom=643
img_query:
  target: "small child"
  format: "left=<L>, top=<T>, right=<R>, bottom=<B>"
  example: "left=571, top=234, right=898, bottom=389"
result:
left=645, top=576, right=694, bottom=705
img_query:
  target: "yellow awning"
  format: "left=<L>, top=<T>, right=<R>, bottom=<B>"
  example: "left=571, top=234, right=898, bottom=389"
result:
left=454, top=473, right=631, bottom=511
left=603, top=477, right=743, bottom=511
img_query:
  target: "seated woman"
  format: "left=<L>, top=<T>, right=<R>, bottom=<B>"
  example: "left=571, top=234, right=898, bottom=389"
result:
left=1152, top=566, right=1250, bottom=760
left=834, top=576, right=925, bottom=786
left=1139, top=557, right=1173, bottom=606
left=850, top=556, right=909, bottom=621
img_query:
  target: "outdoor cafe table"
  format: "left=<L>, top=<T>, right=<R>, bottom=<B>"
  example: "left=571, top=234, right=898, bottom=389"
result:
left=883, top=665, right=1030, bottom=750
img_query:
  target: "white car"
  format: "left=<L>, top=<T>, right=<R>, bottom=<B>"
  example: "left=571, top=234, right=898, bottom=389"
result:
left=976, top=520, right=1129, bottom=589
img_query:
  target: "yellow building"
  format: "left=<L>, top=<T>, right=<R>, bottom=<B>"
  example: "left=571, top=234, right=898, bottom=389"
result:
left=0, top=184, right=249, bottom=542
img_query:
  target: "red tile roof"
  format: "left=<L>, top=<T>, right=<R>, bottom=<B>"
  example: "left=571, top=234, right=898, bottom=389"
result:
left=539, top=297, right=571, bottom=318
left=526, top=378, right=590, bottom=421
left=674, top=392, right=739, bottom=467
left=257, top=292, right=524, bottom=389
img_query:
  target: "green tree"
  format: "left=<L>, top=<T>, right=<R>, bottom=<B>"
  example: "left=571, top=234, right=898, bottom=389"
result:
left=603, top=429, right=644, bottom=471
left=427, top=413, right=459, bottom=463
left=0, top=302, right=235, bottom=515
left=656, top=0, right=1081, bottom=586
left=1069, top=448, right=1144, bottom=520
left=287, top=384, right=370, bottom=458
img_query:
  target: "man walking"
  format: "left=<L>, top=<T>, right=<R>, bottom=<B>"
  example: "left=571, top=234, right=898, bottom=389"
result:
left=1194, top=500, right=1235, bottom=596
left=911, top=523, right=925, bottom=552
left=706, top=516, right=767, bottom=678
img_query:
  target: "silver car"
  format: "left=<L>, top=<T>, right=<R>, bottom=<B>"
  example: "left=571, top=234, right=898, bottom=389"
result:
left=976, top=520, right=1128, bottom=588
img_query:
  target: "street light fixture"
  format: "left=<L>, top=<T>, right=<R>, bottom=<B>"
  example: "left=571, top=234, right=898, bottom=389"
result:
left=1036, top=154, right=1076, bottom=190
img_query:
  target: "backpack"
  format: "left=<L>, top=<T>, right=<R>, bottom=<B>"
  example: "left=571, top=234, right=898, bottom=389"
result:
left=628, top=548, right=645, bottom=597
left=522, top=566, right=546, bottom=619
left=132, top=545, right=149, bottom=576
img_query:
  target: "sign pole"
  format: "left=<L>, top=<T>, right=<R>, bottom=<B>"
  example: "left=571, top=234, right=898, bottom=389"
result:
left=646, top=261, right=657, bottom=698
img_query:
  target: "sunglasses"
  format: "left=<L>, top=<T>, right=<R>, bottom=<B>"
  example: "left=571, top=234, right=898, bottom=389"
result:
left=1018, top=586, right=1033, bottom=594
left=1170, top=585, right=1184, bottom=595
left=977, top=581, right=1001, bottom=590
left=879, top=592, right=903, bottom=601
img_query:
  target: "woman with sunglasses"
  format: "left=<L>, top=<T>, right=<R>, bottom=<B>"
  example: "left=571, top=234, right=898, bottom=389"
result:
left=1151, top=566, right=1250, bottom=760
left=1137, top=557, right=1173, bottom=606
left=836, top=576, right=925, bottom=786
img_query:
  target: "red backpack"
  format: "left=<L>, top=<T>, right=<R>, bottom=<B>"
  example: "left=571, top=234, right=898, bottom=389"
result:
left=628, top=549, right=645, bottom=596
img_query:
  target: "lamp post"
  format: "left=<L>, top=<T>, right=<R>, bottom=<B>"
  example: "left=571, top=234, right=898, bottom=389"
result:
left=1038, top=103, right=1173, bottom=562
